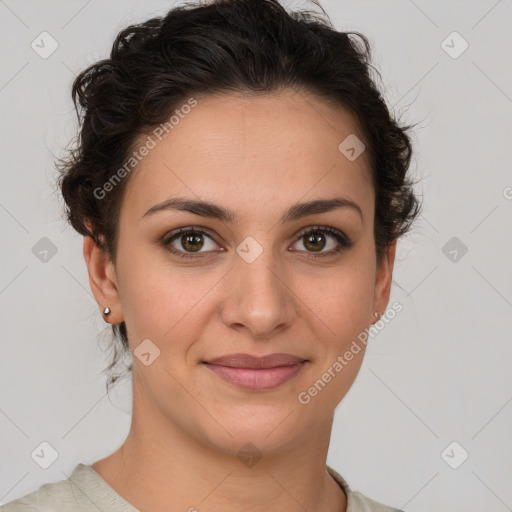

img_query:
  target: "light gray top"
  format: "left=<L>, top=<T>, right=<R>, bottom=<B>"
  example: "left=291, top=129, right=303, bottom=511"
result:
left=1, top=463, right=404, bottom=512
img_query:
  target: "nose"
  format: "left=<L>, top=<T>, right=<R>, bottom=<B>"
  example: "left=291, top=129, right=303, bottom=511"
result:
left=220, top=249, right=296, bottom=339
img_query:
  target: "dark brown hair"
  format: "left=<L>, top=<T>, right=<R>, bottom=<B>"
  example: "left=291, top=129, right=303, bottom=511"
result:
left=57, top=0, right=422, bottom=391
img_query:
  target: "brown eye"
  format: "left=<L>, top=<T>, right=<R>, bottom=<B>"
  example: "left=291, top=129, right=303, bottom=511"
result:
left=180, top=232, right=205, bottom=252
left=162, top=227, right=220, bottom=259
left=291, top=226, right=353, bottom=258
left=303, top=231, right=327, bottom=252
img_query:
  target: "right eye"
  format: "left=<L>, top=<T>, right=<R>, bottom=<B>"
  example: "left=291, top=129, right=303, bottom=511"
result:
left=162, top=227, right=223, bottom=259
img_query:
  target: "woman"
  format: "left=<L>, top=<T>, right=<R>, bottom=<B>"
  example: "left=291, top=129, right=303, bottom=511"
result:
left=1, top=0, right=420, bottom=510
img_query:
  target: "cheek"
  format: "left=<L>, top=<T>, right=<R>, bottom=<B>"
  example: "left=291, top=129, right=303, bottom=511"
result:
left=298, top=261, right=374, bottom=342
left=292, top=268, right=373, bottom=415
left=116, top=252, right=221, bottom=351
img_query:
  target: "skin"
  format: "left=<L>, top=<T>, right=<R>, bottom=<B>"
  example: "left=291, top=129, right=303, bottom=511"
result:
left=83, top=88, right=396, bottom=512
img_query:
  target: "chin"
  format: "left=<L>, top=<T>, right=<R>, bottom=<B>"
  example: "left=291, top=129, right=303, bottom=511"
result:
left=207, top=429, right=301, bottom=462
left=197, top=406, right=309, bottom=456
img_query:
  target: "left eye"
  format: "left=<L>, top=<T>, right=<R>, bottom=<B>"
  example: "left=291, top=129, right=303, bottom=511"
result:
left=162, top=226, right=351, bottom=259
left=290, top=226, right=352, bottom=257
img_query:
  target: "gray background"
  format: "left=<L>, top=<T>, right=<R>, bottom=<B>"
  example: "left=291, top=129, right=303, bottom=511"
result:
left=1, top=1, right=511, bottom=510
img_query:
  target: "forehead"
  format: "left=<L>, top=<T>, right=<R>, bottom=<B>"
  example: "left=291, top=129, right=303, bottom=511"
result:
left=121, top=89, right=373, bottom=223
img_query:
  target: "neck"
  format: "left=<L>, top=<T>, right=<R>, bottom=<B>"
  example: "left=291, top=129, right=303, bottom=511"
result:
left=92, top=385, right=347, bottom=512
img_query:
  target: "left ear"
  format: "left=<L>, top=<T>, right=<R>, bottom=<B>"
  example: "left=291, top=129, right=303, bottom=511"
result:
left=371, top=239, right=397, bottom=322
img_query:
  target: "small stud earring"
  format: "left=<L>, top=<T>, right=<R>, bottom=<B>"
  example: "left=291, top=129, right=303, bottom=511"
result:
left=103, top=307, right=111, bottom=316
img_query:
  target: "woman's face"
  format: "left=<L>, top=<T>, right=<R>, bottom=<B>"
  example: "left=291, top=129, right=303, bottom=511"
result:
left=89, top=88, right=395, bottom=455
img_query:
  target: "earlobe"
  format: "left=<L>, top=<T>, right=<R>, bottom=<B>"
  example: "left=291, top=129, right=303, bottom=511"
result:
left=82, top=234, right=123, bottom=324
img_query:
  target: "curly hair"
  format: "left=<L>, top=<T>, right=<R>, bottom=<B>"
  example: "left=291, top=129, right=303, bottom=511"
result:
left=57, top=0, right=422, bottom=392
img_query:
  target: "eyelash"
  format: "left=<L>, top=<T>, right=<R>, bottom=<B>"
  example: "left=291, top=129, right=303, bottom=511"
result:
left=161, top=225, right=353, bottom=260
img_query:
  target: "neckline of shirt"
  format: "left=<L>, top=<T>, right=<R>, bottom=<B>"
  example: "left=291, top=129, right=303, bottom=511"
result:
left=71, top=462, right=355, bottom=511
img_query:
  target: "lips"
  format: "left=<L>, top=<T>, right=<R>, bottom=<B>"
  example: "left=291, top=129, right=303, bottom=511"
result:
left=204, top=353, right=307, bottom=369
left=202, top=353, right=308, bottom=390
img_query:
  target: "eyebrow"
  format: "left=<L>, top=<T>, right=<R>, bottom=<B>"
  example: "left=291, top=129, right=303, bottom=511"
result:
left=142, top=196, right=363, bottom=224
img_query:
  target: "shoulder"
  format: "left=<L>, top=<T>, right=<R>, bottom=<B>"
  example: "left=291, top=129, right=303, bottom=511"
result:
left=326, top=465, right=404, bottom=512
left=1, top=463, right=138, bottom=512
left=0, top=477, right=76, bottom=512
left=349, top=490, right=404, bottom=512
